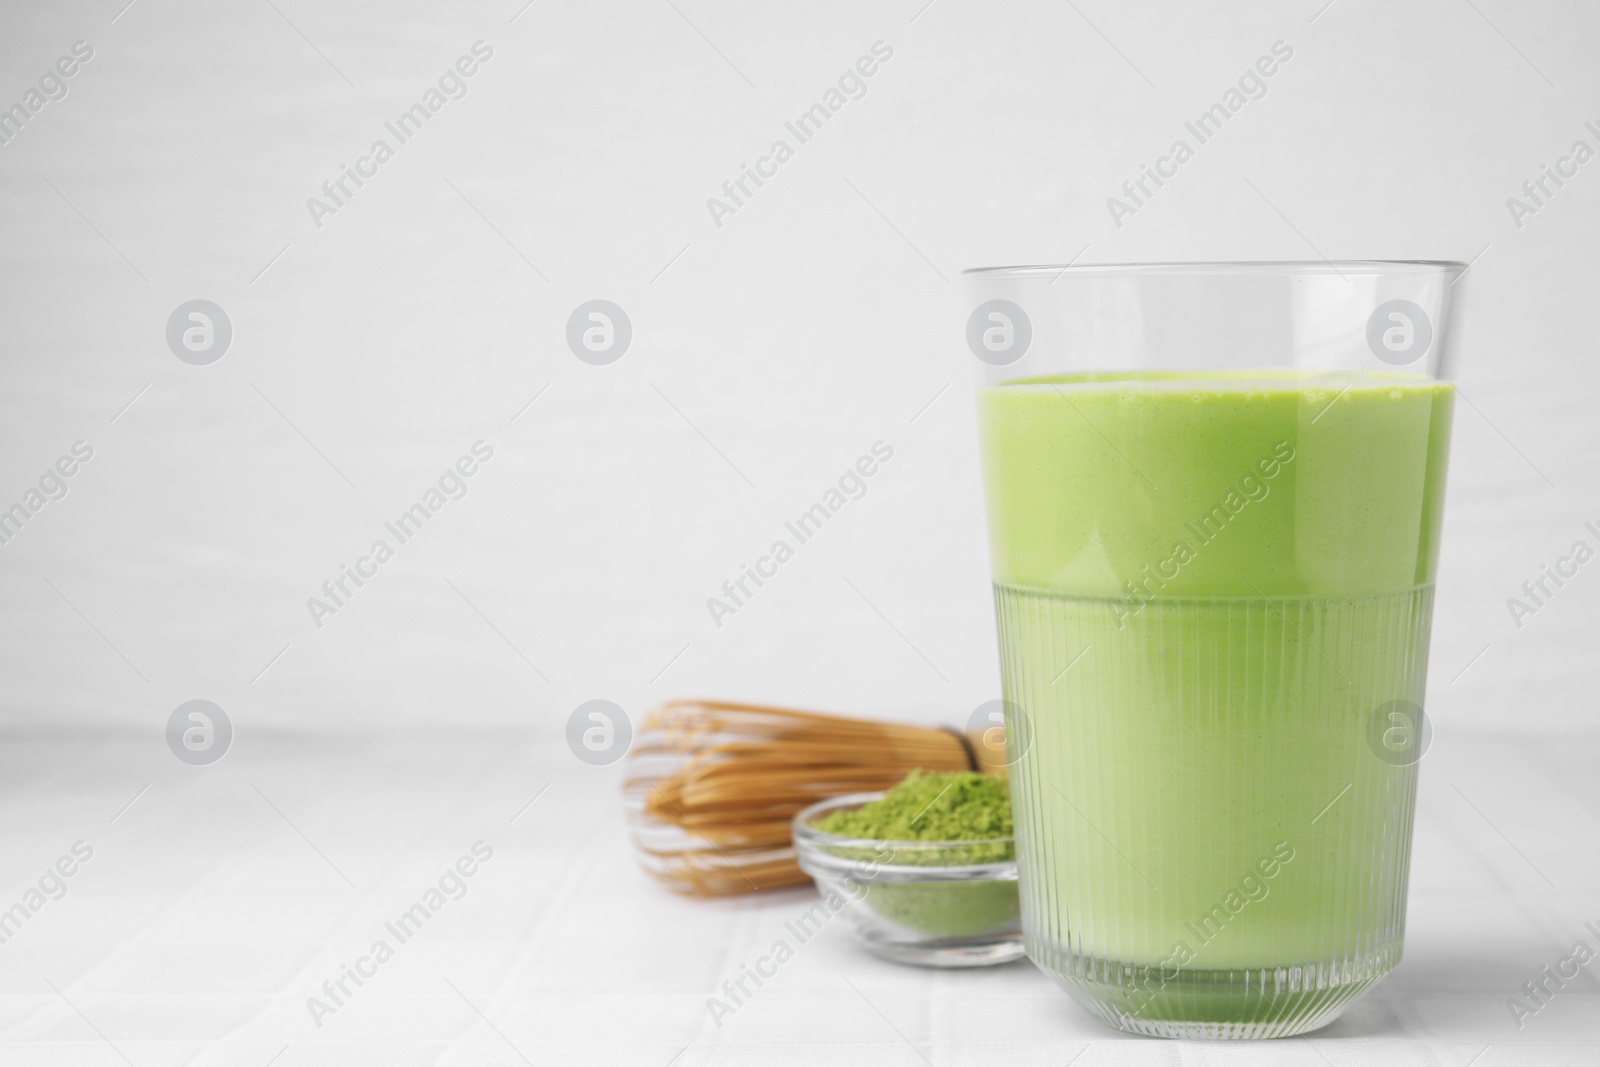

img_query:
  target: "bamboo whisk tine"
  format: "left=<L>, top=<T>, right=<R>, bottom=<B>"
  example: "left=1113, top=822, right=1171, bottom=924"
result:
left=623, top=700, right=977, bottom=896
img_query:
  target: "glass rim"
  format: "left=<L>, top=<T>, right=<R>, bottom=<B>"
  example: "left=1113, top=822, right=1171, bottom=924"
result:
left=962, top=260, right=1467, bottom=279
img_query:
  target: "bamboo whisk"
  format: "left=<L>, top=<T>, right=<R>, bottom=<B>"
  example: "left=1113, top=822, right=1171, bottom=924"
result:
left=624, top=700, right=980, bottom=897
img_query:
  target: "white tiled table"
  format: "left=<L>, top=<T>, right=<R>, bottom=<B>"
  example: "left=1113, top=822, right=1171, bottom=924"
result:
left=2, top=728, right=1594, bottom=1066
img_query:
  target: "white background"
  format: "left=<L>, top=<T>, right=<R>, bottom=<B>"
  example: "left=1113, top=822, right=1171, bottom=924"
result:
left=0, top=0, right=1596, bottom=1063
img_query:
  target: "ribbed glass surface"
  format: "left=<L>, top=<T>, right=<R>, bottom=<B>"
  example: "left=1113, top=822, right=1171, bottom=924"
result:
left=997, top=583, right=1431, bottom=1039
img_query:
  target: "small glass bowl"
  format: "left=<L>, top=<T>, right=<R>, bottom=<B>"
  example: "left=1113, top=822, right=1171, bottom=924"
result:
left=791, top=792, right=1024, bottom=967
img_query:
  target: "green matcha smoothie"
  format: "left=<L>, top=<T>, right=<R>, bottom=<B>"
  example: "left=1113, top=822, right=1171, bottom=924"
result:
left=977, top=371, right=1453, bottom=1036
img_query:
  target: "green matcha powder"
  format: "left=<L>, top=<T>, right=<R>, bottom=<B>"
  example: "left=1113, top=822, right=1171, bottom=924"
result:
left=815, top=771, right=1019, bottom=939
left=817, top=770, right=1014, bottom=861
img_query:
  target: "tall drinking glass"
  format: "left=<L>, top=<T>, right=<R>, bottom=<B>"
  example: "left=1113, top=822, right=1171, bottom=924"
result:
left=965, top=262, right=1462, bottom=1038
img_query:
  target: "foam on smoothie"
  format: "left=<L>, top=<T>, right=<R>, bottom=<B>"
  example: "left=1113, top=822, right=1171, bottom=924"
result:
left=978, top=371, right=1454, bottom=601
